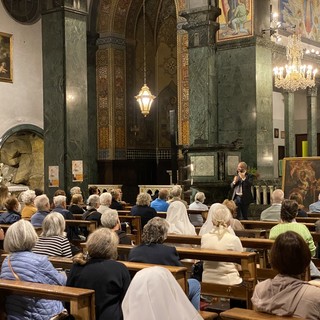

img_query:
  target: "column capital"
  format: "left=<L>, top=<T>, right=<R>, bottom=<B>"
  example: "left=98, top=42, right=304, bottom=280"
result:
left=97, top=35, right=126, bottom=49
left=179, top=6, right=220, bottom=47
left=307, top=86, right=318, bottom=97
left=41, top=0, right=87, bottom=15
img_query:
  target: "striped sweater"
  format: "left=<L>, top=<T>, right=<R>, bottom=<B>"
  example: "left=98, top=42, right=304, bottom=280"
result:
left=33, top=235, right=72, bottom=258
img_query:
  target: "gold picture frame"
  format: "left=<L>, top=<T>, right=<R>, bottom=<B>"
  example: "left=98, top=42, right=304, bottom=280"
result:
left=218, top=0, right=253, bottom=42
left=0, top=32, right=13, bottom=83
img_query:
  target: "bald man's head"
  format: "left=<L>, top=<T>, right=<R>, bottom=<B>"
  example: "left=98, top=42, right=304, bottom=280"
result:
left=271, top=189, right=284, bottom=204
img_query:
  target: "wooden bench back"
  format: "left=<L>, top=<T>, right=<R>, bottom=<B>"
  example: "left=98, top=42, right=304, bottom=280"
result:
left=118, top=215, right=142, bottom=245
left=0, top=278, right=95, bottom=320
left=117, top=244, right=257, bottom=308
left=187, top=209, right=208, bottom=221
left=241, top=220, right=316, bottom=232
left=65, top=220, right=97, bottom=233
left=220, top=308, right=305, bottom=320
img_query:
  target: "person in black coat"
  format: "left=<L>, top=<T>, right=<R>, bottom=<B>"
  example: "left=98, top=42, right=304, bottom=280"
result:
left=231, top=161, right=254, bottom=220
left=128, top=217, right=200, bottom=310
left=130, top=193, right=157, bottom=228
left=67, top=228, right=130, bottom=320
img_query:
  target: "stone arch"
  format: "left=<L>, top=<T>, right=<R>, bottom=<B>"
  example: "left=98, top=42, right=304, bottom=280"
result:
left=0, top=125, right=44, bottom=190
left=93, top=0, right=189, bottom=160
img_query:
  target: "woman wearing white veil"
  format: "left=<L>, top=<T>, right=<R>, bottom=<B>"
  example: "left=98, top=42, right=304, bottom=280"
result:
left=201, top=205, right=243, bottom=285
left=166, top=201, right=196, bottom=235
left=122, top=266, right=203, bottom=320
left=199, top=203, right=236, bottom=236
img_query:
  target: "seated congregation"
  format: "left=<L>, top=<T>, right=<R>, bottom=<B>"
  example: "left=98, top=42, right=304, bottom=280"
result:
left=0, top=183, right=319, bottom=319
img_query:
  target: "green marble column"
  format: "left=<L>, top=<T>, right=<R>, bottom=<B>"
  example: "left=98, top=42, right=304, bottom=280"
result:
left=41, top=1, right=89, bottom=199
left=284, top=92, right=295, bottom=157
left=307, top=86, right=318, bottom=156
left=180, top=5, right=220, bottom=146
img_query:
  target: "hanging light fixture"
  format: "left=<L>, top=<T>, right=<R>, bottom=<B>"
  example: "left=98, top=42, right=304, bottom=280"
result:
left=135, top=0, right=156, bottom=117
left=273, top=33, right=318, bottom=92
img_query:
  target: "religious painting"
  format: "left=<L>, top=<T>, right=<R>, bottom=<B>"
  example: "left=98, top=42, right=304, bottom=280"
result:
left=218, top=0, right=253, bottom=42
left=0, top=32, right=12, bottom=82
left=282, top=157, right=320, bottom=208
left=280, top=0, right=320, bottom=41
left=48, top=166, right=59, bottom=187
left=72, top=160, right=83, bottom=182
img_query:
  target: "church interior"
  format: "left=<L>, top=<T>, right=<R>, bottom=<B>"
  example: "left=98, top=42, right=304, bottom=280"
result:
left=1, top=1, right=320, bottom=319
left=0, top=0, right=320, bottom=205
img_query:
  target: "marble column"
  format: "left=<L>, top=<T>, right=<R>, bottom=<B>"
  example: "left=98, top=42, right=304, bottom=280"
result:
left=41, top=0, right=89, bottom=199
left=180, top=5, right=220, bottom=146
left=307, top=86, right=318, bottom=156
left=284, top=92, right=295, bottom=157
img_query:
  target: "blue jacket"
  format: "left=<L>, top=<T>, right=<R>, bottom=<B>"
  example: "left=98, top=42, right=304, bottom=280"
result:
left=0, top=251, right=66, bottom=319
left=0, top=210, right=21, bottom=224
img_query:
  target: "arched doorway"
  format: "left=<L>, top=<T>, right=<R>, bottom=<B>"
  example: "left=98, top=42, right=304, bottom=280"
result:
left=91, top=0, right=188, bottom=203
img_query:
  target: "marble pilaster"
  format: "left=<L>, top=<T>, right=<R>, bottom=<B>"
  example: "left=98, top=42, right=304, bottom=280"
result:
left=284, top=92, right=295, bottom=157
left=41, top=0, right=89, bottom=199
left=307, top=86, right=318, bottom=156
left=180, top=5, right=220, bottom=146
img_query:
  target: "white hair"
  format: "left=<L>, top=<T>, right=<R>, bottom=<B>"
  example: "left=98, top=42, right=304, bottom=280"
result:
left=53, top=195, right=67, bottom=206
left=100, top=192, right=112, bottom=206
left=21, top=190, right=36, bottom=205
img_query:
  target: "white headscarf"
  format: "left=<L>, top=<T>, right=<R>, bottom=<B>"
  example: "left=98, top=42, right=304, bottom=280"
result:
left=199, top=203, right=235, bottom=236
left=122, top=266, right=203, bottom=320
left=166, top=201, right=196, bottom=235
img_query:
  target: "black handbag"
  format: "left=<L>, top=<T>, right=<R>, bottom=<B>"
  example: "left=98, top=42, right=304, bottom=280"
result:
left=190, top=260, right=203, bottom=282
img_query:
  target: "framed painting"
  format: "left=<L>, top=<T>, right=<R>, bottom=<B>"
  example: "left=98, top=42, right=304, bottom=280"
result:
left=282, top=157, right=320, bottom=208
left=218, top=0, right=253, bottom=42
left=0, top=32, right=12, bottom=82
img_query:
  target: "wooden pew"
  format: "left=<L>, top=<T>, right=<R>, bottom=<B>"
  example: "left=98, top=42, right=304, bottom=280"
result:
left=72, top=214, right=83, bottom=220
left=0, top=279, right=95, bottom=320
left=46, top=256, right=189, bottom=295
left=187, top=209, right=208, bottom=222
left=157, top=212, right=167, bottom=218
left=241, top=220, right=316, bottom=232
left=65, top=220, right=97, bottom=234
left=296, top=217, right=320, bottom=224
left=117, top=244, right=257, bottom=309
left=235, top=229, right=267, bottom=238
left=47, top=256, right=217, bottom=320
left=164, top=234, right=277, bottom=272
left=118, top=215, right=142, bottom=245
left=220, top=308, right=305, bottom=320
left=307, top=212, right=320, bottom=218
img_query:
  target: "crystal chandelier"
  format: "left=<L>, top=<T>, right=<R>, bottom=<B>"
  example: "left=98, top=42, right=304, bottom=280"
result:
left=273, top=33, right=318, bottom=92
left=135, top=0, right=156, bottom=117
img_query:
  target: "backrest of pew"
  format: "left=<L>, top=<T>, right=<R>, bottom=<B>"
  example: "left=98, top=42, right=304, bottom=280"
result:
left=187, top=209, right=208, bottom=222
left=65, top=220, right=97, bottom=234
left=220, top=308, right=305, bottom=320
left=296, top=217, right=320, bottom=224
left=308, top=212, right=320, bottom=218
left=117, top=244, right=257, bottom=308
left=73, top=214, right=83, bottom=220
left=0, top=278, right=95, bottom=320
left=1, top=254, right=188, bottom=297
left=241, top=220, right=316, bottom=232
left=118, top=215, right=142, bottom=245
